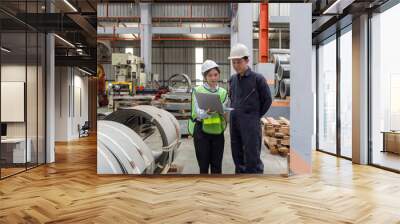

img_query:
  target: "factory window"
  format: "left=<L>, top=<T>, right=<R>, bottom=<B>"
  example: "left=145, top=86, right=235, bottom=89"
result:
left=317, top=35, right=337, bottom=155
left=125, top=48, right=134, bottom=54
left=195, top=48, right=204, bottom=86
left=370, top=3, right=400, bottom=172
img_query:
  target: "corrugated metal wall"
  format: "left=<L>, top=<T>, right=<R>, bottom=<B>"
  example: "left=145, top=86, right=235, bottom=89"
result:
left=152, top=4, right=190, bottom=17
left=204, top=47, right=230, bottom=82
left=151, top=41, right=230, bottom=85
left=98, top=3, right=290, bottom=85
left=98, top=3, right=229, bottom=18
left=98, top=3, right=140, bottom=17
left=108, top=41, right=230, bottom=85
left=109, top=40, right=290, bottom=83
left=152, top=47, right=195, bottom=82
left=190, top=3, right=230, bottom=18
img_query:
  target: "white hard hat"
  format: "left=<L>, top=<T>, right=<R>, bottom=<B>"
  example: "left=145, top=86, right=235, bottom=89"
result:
left=201, top=60, right=219, bottom=75
left=228, top=43, right=250, bottom=60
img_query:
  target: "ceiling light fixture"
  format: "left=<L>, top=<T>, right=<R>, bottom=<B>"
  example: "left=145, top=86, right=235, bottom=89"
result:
left=323, top=0, right=354, bottom=15
left=63, top=0, right=78, bottom=12
left=54, top=34, right=75, bottom=48
left=78, top=67, right=93, bottom=76
left=1, top=47, right=11, bottom=53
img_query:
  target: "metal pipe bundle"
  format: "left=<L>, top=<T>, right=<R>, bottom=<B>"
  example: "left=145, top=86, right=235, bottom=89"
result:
left=272, top=53, right=291, bottom=99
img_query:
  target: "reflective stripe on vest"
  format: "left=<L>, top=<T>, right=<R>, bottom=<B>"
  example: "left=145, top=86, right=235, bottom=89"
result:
left=188, top=85, right=227, bottom=135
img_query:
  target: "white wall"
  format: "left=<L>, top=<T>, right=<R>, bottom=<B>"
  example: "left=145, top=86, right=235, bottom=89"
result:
left=55, top=67, right=69, bottom=141
left=55, top=67, right=89, bottom=141
left=289, top=4, right=314, bottom=174
left=72, top=74, right=89, bottom=138
left=1, top=64, right=46, bottom=164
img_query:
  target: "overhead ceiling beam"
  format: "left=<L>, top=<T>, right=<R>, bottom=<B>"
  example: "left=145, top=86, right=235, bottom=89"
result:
left=55, top=55, right=96, bottom=71
left=67, top=13, right=97, bottom=38
left=99, top=0, right=305, bottom=2
left=323, top=0, right=356, bottom=14
left=312, top=15, right=334, bottom=33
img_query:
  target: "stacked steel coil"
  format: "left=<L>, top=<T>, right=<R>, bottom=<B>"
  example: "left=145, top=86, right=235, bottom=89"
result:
left=272, top=54, right=290, bottom=99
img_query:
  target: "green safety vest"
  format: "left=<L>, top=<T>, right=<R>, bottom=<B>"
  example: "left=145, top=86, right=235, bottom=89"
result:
left=188, top=85, right=228, bottom=135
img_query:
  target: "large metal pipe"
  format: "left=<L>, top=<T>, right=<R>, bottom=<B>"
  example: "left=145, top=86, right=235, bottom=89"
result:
left=274, top=74, right=281, bottom=98
left=103, top=106, right=181, bottom=172
left=273, top=54, right=290, bottom=74
left=167, top=73, right=192, bottom=93
left=98, top=120, right=155, bottom=174
left=259, top=3, right=269, bottom=63
left=279, top=78, right=290, bottom=98
left=277, top=64, right=290, bottom=80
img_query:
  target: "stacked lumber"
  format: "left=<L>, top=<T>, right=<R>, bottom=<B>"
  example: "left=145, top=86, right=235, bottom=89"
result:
left=261, top=117, right=290, bottom=156
left=161, top=93, right=191, bottom=119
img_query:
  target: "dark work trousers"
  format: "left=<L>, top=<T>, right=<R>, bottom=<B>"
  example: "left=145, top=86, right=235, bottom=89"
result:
left=193, top=122, right=225, bottom=174
left=230, top=111, right=264, bottom=174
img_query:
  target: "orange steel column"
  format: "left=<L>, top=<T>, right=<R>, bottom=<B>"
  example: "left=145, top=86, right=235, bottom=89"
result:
left=259, top=3, right=269, bottom=63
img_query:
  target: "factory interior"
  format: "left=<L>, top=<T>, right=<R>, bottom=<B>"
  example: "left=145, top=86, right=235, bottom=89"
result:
left=1, top=0, right=400, bottom=223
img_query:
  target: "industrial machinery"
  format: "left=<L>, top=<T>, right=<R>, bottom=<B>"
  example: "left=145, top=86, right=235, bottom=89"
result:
left=167, top=73, right=192, bottom=93
left=161, top=73, right=193, bottom=136
left=98, top=106, right=181, bottom=174
left=108, top=53, right=147, bottom=108
left=112, top=53, right=145, bottom=83
left=97, top=64, right=109, bottom=107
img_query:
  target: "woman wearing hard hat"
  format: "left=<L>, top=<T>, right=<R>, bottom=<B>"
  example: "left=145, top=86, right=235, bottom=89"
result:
left=188, top=60, right=228, bottom=174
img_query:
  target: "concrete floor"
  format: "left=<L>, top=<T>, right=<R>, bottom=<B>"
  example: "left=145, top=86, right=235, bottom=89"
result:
left=148, top=128, right=288, bottom=175
left=99, top=107, right=289, bottom=175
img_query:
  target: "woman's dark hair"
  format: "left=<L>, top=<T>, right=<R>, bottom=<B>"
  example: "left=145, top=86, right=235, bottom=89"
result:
left=242, top=56, right=249, bottom=60
left=204, top=67, right=220, bottom=77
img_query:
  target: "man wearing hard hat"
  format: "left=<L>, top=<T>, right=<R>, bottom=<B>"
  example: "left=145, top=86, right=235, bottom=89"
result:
left=228, top=43, right=272, bottom=174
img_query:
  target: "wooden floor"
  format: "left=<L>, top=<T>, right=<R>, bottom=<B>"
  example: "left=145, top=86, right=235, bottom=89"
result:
left=372, top=151, right=400, bottom=171
left=1, top=135, right=400, bottom=223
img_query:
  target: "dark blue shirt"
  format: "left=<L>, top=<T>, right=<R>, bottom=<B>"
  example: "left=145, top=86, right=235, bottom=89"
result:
left=228, top=68, right=272, bottom=118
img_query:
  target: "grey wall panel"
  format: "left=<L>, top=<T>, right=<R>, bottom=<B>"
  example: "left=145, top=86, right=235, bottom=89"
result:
left=152, top=4, right=190, bottom=17
left=191, top=3, right=229, bottom=17
left=98, top=3, right=105, bottom=17
left=204, top=47, right=230, bottom=64
left=110, top=41, right=230, bottom=82
left=151, top=3, right=229, bottom=18
left=102, top=3, right=139, bottom=17
left=289, top=4, right=313, bottom=174
left=99, top=3, right=229, bottom=18
left=152, top=48, right=162, bottom=63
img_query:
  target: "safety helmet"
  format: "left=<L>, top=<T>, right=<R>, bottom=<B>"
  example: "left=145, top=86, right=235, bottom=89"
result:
left=201, top=60, right=219, bottom=75
left=228, top=43, right=250, bottom=60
